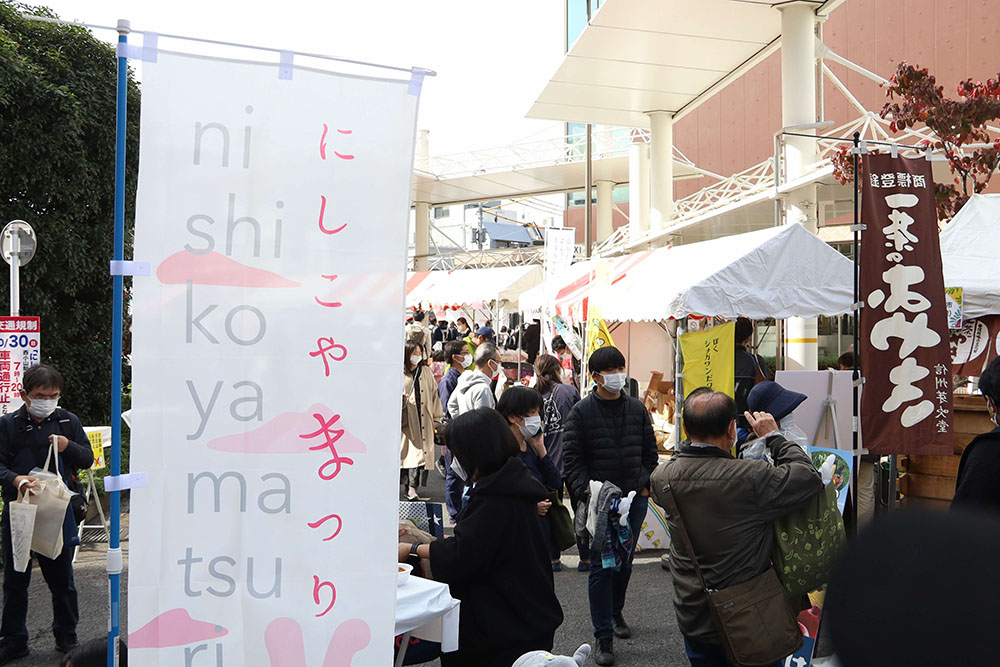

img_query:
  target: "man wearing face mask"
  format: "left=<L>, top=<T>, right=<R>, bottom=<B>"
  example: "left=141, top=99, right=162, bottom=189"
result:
left=439, top=341, right=472, bottom=519
left=953, top=356, right=1000, bottom=512
left=0, top=364, right=93, bottom=663
left=650, top=389, right=822, bottom=667
left=562, top=346, right=658, bottom=665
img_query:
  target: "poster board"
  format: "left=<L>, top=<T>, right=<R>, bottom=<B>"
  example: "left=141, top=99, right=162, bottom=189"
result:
left=774, top=370, right=856, bottom=451
left=128, top=50, right=418, bottom=665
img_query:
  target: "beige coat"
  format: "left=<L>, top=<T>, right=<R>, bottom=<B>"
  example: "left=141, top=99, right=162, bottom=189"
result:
left=400, top=366, right=443, bottom=470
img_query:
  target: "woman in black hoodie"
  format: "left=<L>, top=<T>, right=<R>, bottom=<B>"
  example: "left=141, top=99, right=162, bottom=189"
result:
left=398, top=408, right=564, bottom=667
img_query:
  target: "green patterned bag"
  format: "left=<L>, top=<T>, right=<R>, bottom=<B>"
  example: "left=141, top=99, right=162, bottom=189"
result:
left=773, top=483, right=846, bottom=597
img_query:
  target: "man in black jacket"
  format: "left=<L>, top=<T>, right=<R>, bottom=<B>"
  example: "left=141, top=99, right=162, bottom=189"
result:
left=0, top=365, right=93, bottom=664
left=563, top=346, right=658, bottom=666
left=953, top=356, right=1000, bottom=511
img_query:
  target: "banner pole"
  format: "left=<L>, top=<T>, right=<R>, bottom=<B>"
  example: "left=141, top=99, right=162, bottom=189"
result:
left=107, top=18, right=130, bottom=667
left=850, top=131, right=861, bottom=535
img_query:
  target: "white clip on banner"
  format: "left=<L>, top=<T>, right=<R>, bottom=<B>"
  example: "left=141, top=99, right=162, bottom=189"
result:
left=279, top=50, right=294, bottom=80
left=116, top=34, right=158, bottom=63
left=109, top=260, right=151, bottom=276
left=103, top=472, right=147, bottom=492
left=142, top=32, right=159, bottom=63
left=408, top=68, right=430, bottom=96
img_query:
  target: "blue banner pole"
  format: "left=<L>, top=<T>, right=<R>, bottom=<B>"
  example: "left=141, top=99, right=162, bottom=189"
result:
left=108, top=18, right=130, bottom=667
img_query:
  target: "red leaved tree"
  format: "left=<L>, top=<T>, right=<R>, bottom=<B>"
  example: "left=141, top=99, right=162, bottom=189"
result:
left=832, top=63, right=1000, bottom=219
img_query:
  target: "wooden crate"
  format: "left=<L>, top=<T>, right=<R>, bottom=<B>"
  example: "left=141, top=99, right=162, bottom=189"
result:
left=897, top=392, right=990, bottom=507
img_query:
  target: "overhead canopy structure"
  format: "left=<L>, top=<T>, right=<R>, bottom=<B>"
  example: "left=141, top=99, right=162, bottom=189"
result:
left=940, top=194, right=1000, bottom=319
left=522, top=224, right=853, bottom=322
left=411, top=154, right=704, bottom=207
left=407, top=265, right=544, bottom=309
left=528, top=0, right=834, bottom=128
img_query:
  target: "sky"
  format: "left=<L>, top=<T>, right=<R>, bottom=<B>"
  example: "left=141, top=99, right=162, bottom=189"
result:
left=36, top=0, right=567, bottom=156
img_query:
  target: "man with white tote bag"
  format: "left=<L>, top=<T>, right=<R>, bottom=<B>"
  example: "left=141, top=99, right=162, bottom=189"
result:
left=0, top=365, right=93, bottom=664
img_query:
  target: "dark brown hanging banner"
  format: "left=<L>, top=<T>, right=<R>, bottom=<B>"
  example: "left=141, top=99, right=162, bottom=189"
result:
left=860, top=154, right=953, bottom=455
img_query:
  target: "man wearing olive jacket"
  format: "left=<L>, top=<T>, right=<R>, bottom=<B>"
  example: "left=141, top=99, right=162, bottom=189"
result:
left=563, top=346, right=658, bottom=666
left=651, top=389, right=822, bottom=667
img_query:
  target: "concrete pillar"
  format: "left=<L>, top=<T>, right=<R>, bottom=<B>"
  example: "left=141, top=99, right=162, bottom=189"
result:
left=648, top=111, right=674, bottom=232
left=414, top=201, right=430, bottom=271
left=596, top=180, right=614, bottom=243
left=779, top=1, right=819, bottom=370
left=628, top=141, right=650, bottom=240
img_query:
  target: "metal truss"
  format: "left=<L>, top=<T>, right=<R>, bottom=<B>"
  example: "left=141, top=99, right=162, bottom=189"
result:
left=414, top=126, right=699, bottom=181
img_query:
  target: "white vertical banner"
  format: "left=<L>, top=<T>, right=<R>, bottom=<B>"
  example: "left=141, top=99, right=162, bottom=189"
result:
left=544, top=227, right=575, bottom=279
left=128, top=51, right=418, bottom=665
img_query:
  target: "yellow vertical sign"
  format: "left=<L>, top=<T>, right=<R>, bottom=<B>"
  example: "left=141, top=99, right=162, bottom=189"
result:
left=680, top=322, right=736, bottom=399
left=88, top=430, right=106, bottom=470
left=586, top=261, right=615, bottom=359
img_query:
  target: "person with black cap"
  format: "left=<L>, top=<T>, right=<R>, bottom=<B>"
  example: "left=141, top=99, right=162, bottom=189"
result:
left=744, top=381, right=810, bottom=450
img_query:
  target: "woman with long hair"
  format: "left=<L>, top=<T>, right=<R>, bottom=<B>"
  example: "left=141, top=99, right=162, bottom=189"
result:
left=535, top=353, right=585, bottom=570
left=398, top=408, right=563, bottom=666
left=401, top=339, right=443, bottom=501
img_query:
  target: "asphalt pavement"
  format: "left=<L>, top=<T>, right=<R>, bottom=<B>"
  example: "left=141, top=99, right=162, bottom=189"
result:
left=5, top=467, right=690, bottom=667
left=413, top=462, right=694, bottom=667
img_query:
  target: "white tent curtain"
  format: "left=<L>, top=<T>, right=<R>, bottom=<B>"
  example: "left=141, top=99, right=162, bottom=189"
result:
left=940, top=193, right=1000, bottom=319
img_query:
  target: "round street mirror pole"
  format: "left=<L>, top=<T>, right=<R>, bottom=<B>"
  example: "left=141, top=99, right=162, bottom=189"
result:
left=1, top=220, right=38, bottom=317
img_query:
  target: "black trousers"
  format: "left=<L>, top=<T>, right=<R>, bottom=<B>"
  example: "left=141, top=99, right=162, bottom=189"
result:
left=1, top=503, right=79, bottom=645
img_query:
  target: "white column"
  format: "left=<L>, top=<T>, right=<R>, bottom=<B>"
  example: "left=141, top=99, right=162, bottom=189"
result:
left=779, top=1, right=819, bottom=370
left=596, top=180, right=614, bottom=243
left=414, top=201, right=430, bottom=271
left=648, top=111, right=674, bottom=232
left=628, top=141, right=650, bottom=240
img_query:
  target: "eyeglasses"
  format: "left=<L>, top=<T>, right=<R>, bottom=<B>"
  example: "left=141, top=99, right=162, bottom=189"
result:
left=27, top=392, right=60, bottom=401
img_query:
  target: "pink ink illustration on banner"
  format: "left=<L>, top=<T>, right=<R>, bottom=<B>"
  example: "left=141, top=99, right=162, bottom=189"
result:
left=157, top=250, right=301, bottom=288
left=206, top=404, right=367, bottom=455
left=264, top=618, right=371, bottom=667
left=129, top=608, right=228, bottom=649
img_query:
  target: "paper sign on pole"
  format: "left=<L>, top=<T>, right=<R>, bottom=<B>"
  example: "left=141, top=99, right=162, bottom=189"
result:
left=0, top=316, right=40, bottom=415
left=128, top=51, right=418, bottom=665
left=544, top=228, right=575, bottom=279
left=945, top=287, right=964, bottom=329
left=679, top=322, right=735, bottom=399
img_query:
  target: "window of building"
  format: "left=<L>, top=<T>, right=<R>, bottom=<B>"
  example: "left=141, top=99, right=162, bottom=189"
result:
left=433, top=206, right=450, bottom=219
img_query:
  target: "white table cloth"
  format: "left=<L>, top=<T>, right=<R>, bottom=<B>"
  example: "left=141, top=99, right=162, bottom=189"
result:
left=395, top=575, right=460, bottom=652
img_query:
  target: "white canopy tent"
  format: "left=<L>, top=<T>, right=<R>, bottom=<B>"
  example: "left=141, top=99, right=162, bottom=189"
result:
left=940, top=194, right=1000, bottom=319
left=406, top=265, right=544, bottom=310
left=521, top=224, right=854, bottom=323
left=604, top=224, right=855, bottom=321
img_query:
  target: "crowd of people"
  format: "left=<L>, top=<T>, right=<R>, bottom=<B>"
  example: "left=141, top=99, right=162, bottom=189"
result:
left=396, top=310, right=1000, bottom=667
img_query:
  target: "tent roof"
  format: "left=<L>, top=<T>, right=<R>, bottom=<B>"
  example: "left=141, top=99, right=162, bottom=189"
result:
left=518, top=250, right=657, bottom=322
left=522, top=224, right=854, bottom=321
left=940, top=194, right=1000, bottom=319
left=406, top=265, right=544, bottom=309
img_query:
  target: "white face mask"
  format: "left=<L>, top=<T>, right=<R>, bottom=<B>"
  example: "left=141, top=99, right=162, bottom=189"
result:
left=519, top=415, right=543, bottom=439
left=450, top=456, right=468, bottom=482
left=409, top=355, right=422, bottom=367
left=459, top=355, right=473, bottom=367
left=599, top=372, right=627, bottom=394
left=27, top=398, right=58, bottom=419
